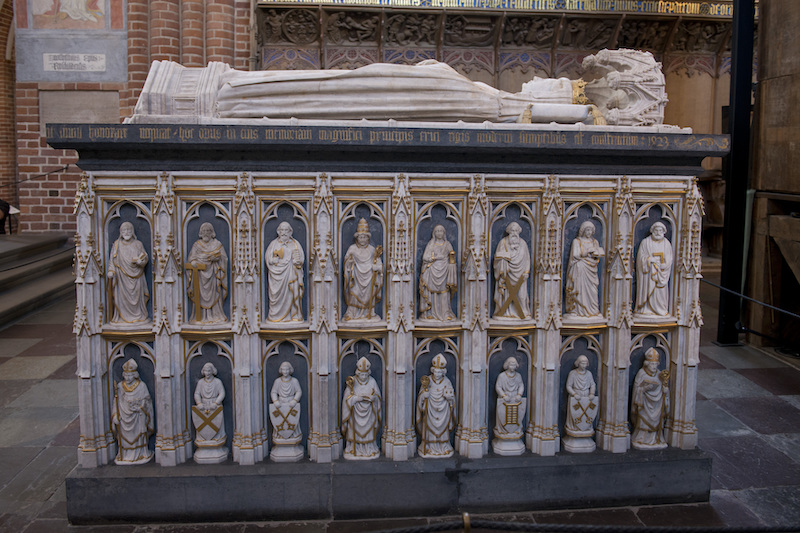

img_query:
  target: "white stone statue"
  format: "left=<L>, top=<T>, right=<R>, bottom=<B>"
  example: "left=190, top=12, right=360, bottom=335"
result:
left=562, top=355, right=599, bottom=453
left=216, top=60, right=592, bottom=124
left=107, top=222, right=149, bottom=325
left=269, top=361, right=304, bottom=462
left=630, top=348, right=670, bottom=450
left=491, top=357, right=526, bottom=456
left=417, top=353, right=456, bottom=458
left=565, top=221, right=605, bottom=319
left=266, top=221, right=305, bottom=322
left=493, top=222, right=531, bottom=319
left=419, top=225, right=457, bottom=321
left=111, top=359, right=154, bottom=465
left=341, top=357, right=382, bottom=460
left=635, top=222, right=673, bottom=317
left=343, top=218, right=384, bottom=321
left=191, top=362, right=228, bottom=464
left=186, top=222, right=228, bottom=324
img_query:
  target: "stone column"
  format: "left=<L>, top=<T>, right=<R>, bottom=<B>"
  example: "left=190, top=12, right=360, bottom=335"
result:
left=181, top=0, right=206, bottom=66
left=384, top=174, right=416, bottom=460
left=231, top=173, right=268, bottom=464
left=456, top=175, right=489, bottom=458
left=152, top=172, right=191, bottom=466
left=308, top=174, right=341, bottom=462
left=527, top=175, right=561, bottom=456
left=597, top=176, right=635, bottom=453
left=668, top=179, right=703, bottom=449
left=74, top=174, right=115, bottom=467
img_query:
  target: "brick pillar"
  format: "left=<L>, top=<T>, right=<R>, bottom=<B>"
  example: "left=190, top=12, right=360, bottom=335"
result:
left=182, top=0, right=206, bottom=67
left=207, top=0, right=236, bottom=66
left=123, top=0, right=150, bottom=118
left=150, top=1, right=181, bottom=63
left=233, top=0, right=253, bottom=70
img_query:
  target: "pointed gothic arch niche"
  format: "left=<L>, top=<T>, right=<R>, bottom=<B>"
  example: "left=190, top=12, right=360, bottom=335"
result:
left=339, top=200, right=387, bottom=322
left=184, top=201, right=232, bottom=322
left=415, top=201, right=462, bottom=321
left=186, top=340, right=234, bottom=458
left=105, top=201, right=153, bottom=322
left=558, top=335, right=602, bottom=436
left=262, top=200, right=310, bottom=323
left=263, top=339, right=311, bottom=452
left=489, top=201, right=534, bottom=320
left=487, top=335, right=531, bottom=443
left=108, top=342, right=157, bottom=454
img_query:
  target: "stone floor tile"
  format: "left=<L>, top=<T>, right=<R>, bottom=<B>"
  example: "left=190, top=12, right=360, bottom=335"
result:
left=132, top=524, right=245, bottom=533
left=0, top=324, right=50, bottom=338
left=760, top=433, right=800, bottom=465
left=0, top=447, right=43, bottom=490
left=714, top=396, right=800, bottom=435
left=37, top=499, right=67, bottom=519
left=696, top=390, right=707, bottom=400
left=733, top=486, right=800, bottom=528
left=734, top=367, right=800, bottom=396
left=0, top=338, right=43, bottom=357
left=0, top=379, right=37, bottom=408
left=243, top=522, right=327, bottom=533
left=0, top=512, right=37, bottom=531
left=52, top=416, right=81, bottom=447
left=695, top=400, right=755, bottom=439
left=780, top=394, right=800, bottom=411
left=700, top=436, right=800, bottom=490
left=8, top=379, right=78, bottom=409
left=700, top=345, right=786, bottom=369
left=530, top=508, right=643, bottom=526
left=635, top=503, right=725, bottom=527
left=49, top=357, right=77, bottom=380
left=327, top=517, right=429, bottom=533
left=0, top=407, right=79, bottom=447
left=0, top=498, right=45, bottom=518
left=18, top=300, right=76, bottom=326
left=696, top=369, right=772, bottom=399
left=0, top=356, right=75, bottom=380
left=708, top=490, right=764, bottom=528
left=698, top=351, right=726, bottom=370
left=20, top=518, right=72, bottom=532
left=0, top=446, right=76, bottom=503
left=18, top=336, right=76, bottom=357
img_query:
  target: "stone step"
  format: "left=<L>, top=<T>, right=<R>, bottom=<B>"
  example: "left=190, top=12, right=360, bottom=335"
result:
left=0, top=233, right=75, bottom=327
left=0, top=246, right=73, bottom=293
left=0, top=233, right=70, bottom=270
left=0, top=269, right=75, bottom=327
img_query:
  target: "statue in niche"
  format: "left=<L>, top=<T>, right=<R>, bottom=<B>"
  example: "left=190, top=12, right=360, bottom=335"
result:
left=565, top=221, right=605, bottom=318
left=563, top=355, right=599, bottom=453
left=107, top=222, right=150, bottom=324
left=491, top=357, right=526, bottom=456
left=417, top=353, right=456, bottom=458
left=419, top=225, right=457, bottom=321
left=635, top=222, right=673, bottom=316
left=343, top=218, right=384, bottom=321
left=493, top=222, right=531, bottom=319
left=341, top=357, right=382, bottom=460
left=266, top=221, right=305, bottom=322
left=186, top=222, right=228, bottom=324
left=269, top=361, right=304, bottom=462
left=191, top=362, right=228, bottom=464
left=111, top=359, right=154, bottom=465
left=630, top=348, right=670, bottom=450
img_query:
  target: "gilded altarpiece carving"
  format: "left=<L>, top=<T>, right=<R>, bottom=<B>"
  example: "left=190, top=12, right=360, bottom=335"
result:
left=73, top=171, right=703, bottom=466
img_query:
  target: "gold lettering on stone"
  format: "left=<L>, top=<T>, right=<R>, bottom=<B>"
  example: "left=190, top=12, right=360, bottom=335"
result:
left=178, top=127, right=194, bottom=142
left=520, top=132, right=567, bottom=146
left=88, top=126, right=128, bottom=141
left=369, top=130, right=415, bottom=144
left=318, top=129, right=364, bottom=143
left=140, top=127, right=172, bottom=141
left=447, top=131, right=470, bottom=144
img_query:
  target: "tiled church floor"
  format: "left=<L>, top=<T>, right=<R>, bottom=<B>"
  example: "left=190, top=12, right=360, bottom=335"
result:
left=0, top=273, right=799, bottom=532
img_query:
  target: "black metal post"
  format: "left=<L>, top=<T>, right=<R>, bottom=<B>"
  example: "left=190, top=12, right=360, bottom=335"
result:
left=716, top=0, right=755, bottom=345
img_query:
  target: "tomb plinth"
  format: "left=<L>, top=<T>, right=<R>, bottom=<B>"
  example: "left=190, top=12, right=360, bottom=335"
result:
left=49, top=53, right=728, bottom=524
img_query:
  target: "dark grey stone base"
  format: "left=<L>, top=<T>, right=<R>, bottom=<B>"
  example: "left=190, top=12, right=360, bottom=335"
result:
left=66, top=448, right=711, bottom=525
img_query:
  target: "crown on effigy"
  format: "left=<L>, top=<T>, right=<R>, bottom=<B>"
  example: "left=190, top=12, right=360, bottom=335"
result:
left=356, top=218, right=370, bottom=235
left=122, top=359, right=138, bottom=372
left=432, top=353, right=447, bottom=369
left=356, top=357, right=371, bottom=372
left=644, top=348, right=660, bottom=362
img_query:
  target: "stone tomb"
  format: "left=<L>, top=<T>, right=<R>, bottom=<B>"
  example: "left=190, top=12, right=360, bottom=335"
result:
left=50, top=74, right=727, bottom=521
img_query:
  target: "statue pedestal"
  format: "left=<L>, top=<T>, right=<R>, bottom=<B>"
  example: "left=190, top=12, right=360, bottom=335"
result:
left=491, top=438, right=526, bottom=456
left=270, top=442, right=304, bottom=463
left=194, top=445, right=229, bottom=465
left=562, top=435, right=596, bottom=454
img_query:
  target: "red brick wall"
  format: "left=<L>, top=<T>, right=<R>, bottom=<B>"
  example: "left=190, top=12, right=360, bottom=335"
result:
left=0, top=1, right=16, bottom=208
left=15, top=0, right=254, bottom=233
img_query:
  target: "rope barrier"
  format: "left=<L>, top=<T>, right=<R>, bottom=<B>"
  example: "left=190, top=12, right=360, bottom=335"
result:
left=700, top=278, right=800, bottom=321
